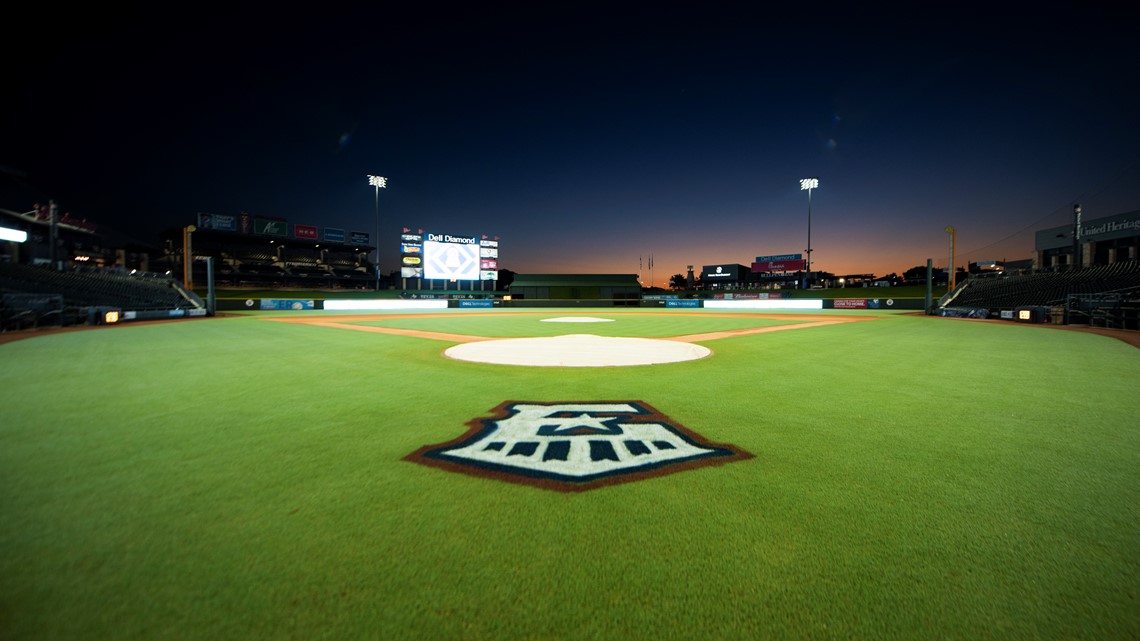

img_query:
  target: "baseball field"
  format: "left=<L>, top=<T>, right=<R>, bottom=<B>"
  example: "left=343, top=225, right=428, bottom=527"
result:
left=2, top=308, right=1138, bottom=640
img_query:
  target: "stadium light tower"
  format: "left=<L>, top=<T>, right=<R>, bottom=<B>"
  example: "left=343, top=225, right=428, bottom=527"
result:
left=945, top=226, right=957, bottom=291
left=367, top=175, right=387, bottom=291
left=800, top=177, right=819, bottom=289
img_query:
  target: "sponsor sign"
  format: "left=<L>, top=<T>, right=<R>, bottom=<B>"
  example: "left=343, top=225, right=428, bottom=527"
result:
left=458, top=300, right=494, bottom=308
left=480, top=270, right=498, bottom=281
left=480, top=247, right=499, bottom=258
left=350, top=231, right=370, bottom=245
left=401, top=233, right=423, bottom=242
left=402, top=256, right=422, bottom=266
left=756, top=253, right=802, bottom=262
left=402, top=244, right=422, bottom=254
left=294, top=224, right=318, bottom=240
left=254, top=218, right=288, bottom=237
left=752, top=259, right=805, bottom=272
left=426, top=232, right=477, bottom=244
left=719, top=293, right=779, bottom=300
left=480, top=259, right=498, bottom=270
left=324, top=227, right=345, bottom=243
left=712, top=293, right=773, bottom=300
left=197, top=212, right=237, bottom=232
left=834, top=299, right=868, bottom=309
left=666, top=299, right=701, bottom=308
left=259, top=299, right=315, bottom=310
left=480, top=239, right=499, bottom=248
left=405, top=401, right=753, bottom=492
left=401, top=267, right=424, bottom=278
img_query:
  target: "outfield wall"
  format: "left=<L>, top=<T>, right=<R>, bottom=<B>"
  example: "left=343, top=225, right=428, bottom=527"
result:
left=216, top=297, right=927, bottom=312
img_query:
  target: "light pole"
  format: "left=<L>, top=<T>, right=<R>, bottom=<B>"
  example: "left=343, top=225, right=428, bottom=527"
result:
left=1072, top=203, right=1082, bottom=270
left=367, top=175, right=387, bottom=291
left=945, top=226, right=956, bottom=291
left=800, top=177, right=818, bottom=289
left=183, top=224, right=196, bottom=290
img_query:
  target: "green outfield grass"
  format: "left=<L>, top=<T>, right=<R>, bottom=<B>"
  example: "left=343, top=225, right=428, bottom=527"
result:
left=2, top=310, right=1138, bottom=641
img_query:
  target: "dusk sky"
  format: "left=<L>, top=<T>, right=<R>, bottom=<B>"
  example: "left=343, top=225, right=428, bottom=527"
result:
left=4, top=3, right=1138, bottom=283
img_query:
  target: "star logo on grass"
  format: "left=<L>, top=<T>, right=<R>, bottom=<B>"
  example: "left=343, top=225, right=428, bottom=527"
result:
left=404, top=401, right=754, bottom=492
left=535, top=412, right=625, bottom=436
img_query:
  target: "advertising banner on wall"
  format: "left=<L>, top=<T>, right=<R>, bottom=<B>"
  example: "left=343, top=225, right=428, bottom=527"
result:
left=350, top=231, right=370, bottom=245
left=259, top=299, right=316, bottom=310
left=197, top=212, right=237, bottom=232
left=711, top=293, right=781, bottom=300
left=833, top=299, right=868, bottom=309
left=254, top=218, right=288, bottom=237
left=324, top=227, right=345, bottom=243
left=294, top=224, right=318, bottom=240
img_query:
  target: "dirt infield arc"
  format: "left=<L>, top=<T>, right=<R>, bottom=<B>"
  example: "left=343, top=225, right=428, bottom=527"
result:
left=264, top=311, right=877, bottom=343
left=262, top=312, right=881, bottom=367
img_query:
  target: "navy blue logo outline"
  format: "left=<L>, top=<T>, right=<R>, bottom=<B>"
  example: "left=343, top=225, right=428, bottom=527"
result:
left=404, top=401, right=754, bottom=492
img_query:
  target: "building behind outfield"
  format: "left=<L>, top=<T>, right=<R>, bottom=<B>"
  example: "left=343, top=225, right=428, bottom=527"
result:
left=1036, top=209, right=1140, bottom=269
left=508, top=274, right=641, bottom=303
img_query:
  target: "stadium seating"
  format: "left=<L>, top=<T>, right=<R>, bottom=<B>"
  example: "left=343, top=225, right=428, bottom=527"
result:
left=0, top=264, right=204, bottom=326
left=942, top=261, right=1140, bottom=327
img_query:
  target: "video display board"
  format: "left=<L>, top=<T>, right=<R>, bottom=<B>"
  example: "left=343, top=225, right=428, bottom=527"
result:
left=702, top=264, right=745, bottom=280
left=401, top=230, right=499, bottom=281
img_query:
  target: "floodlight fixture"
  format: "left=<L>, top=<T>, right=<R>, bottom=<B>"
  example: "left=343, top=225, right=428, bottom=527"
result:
left=800, top=177, right=819, bottom=288
left=367, top=175, right=388, bottom=291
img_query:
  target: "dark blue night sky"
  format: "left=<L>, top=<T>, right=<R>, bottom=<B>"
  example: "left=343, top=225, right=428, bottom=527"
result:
left=5, top=3, right=1138, bottom=283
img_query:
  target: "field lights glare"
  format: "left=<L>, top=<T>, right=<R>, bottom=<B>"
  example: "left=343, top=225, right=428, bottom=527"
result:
left=0, top=225, right=28, bottom=242
left=800, top=178, right=819, bottom=190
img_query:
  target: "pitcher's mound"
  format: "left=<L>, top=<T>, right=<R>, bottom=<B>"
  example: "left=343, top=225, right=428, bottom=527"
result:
left=444, top=334, right=711, bottom=367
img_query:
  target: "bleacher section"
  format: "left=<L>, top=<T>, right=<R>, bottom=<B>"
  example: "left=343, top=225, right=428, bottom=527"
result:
left=0, top=263, right=205, bottom=330
left=941, top=261, right=1140, bottom=329
left=172, top=231, right=375, bottom=289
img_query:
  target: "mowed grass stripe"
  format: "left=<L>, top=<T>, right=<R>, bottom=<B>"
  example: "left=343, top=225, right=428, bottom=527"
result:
left=1, top=311, right=1138, bottom=641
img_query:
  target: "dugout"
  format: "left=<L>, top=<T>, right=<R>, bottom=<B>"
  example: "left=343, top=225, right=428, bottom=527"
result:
left=508, top=274, right=641, bottom=305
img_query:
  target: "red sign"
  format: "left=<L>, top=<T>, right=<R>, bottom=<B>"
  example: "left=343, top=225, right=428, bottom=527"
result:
left=751, top=259, right=805, bottom=272
left=294, top=224, right=318, bottom=240
left=834, top=299, right=868, bottom=309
